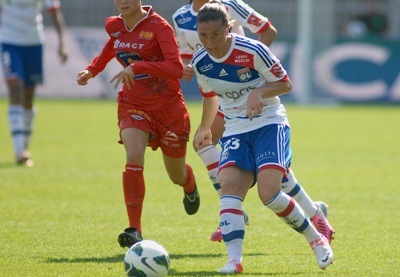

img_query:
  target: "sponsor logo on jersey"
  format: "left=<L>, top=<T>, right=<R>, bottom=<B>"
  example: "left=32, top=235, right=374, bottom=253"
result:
left=131, top=114, right=145, bottom=120
left=247, top=13, right=264, bottom=27
left=177, top=17, right=192, bottom=25
left=219, top=69, right=228, bottom=77
left=235, top=55, right=250, bottom=63
left=139, top=31, right=154, bottom=40
left=111, top=31, right=121, bottom=38
left=270, top=63, right=286, bottom=79
left=219, top=85, right=257, bottom=101
left=113, top=39, right=145, bottom=50
left=199, top=63, right=214, bottom=72
left=237, top=67, right=252, bottom=82
left=161, top=131, right=181, bottom=148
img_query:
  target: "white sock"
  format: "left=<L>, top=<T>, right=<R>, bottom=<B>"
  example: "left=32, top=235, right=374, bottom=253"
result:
left=220, top=195, right=244, bottom=262
left=24, top=108, right=35, bottom=149
left=281, top=169, right=318, bottom=218
left=8, top=105, right=25, bottom=156
left=197, top=145, right=221, bottom=195
left=265, top=191, right=320, bottom=242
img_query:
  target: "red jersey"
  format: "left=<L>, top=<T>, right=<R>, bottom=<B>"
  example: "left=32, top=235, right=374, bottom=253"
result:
left=86, top=6, right=184, bottom=110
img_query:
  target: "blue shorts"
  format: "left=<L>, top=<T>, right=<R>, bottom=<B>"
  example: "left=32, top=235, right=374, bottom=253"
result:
left=1, top=43, right=43, bottom=87
left=219, top=124, right=292, bottom=177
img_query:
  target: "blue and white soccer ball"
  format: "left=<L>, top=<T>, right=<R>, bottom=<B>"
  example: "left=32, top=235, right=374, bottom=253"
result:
left=124, top=240, right=170, bottom=277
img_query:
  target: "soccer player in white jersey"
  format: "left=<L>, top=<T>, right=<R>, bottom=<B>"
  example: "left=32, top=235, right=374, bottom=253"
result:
left=192, top=1, right=333, bottom=273
left=0, top=0, right=68, bottom=166
left=173, top=0, right=334, bottom=244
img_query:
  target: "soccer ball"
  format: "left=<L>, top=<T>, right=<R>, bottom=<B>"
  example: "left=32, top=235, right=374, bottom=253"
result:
left=124, top=240, right=170, bottom=277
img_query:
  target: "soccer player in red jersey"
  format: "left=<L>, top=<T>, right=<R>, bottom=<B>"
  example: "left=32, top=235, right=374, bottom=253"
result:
left=77, top=0, right=200, bottom=248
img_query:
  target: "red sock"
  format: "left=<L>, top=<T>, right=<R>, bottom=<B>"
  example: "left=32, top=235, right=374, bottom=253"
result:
left=123, top=164, right=145, bottom=234
left=182, top=164, right=196, bottom=194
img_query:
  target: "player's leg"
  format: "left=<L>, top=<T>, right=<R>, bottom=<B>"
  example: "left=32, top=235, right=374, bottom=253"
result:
left=160, top=100, right=199, bottom=215
left=195, top=113, right=249, bottom=242
left=21, top=45, right=42, bottom=161
left=216, top=133, right=255, bottom=273
left=194, top=112, right=224, bottom=195
left=163, top=154, right=199, bottom=215
left=281, top=168, right=335, bottom=243
left=257, top=125, right=333, bottom=270
left=7, top=78, right=27, bottom=164
left=217, top=166, right=252, bottom=274
left=1, top=44, right=28, bottom=165
left=118, top=127, right=149, bottom=248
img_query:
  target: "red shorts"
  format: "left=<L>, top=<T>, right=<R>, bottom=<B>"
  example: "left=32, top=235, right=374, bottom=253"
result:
left=117, top=100, right=190, bottom=158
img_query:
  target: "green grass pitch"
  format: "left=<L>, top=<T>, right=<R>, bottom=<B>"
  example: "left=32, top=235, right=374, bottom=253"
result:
left=0, top=99, right=399, bottom=276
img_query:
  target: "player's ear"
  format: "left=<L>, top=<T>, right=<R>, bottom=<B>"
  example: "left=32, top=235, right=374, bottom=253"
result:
left=226, top=23, right=232, bottom=34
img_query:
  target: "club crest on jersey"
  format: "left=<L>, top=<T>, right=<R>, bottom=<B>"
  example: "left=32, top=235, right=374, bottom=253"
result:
left=237, top=67, right=252, bottom=82
left=139, top=31, right=154, bottom=40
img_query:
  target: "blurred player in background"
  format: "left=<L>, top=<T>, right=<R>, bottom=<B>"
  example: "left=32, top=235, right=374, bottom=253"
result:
left=192, top=2, right=333, bottom=273
left=172, top=0, right=334, bottom=244
left=77, top=0, right=200, bottom=248
left=0, top=0, right=68, bottom=166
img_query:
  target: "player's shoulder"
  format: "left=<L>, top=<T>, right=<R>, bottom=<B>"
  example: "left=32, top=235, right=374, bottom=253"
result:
left=105, top=16, right=124, bottom=35
left=221, top=0, right=243, bottom=7
left=192, top=48, right=209, bottom=66
left=147, top=9, right=174, bottom=31
left=172, top=4, right=191, bottom=20
left=234, top=34, right=259, bottom=45
left=172, top=4, right=192, bottom=21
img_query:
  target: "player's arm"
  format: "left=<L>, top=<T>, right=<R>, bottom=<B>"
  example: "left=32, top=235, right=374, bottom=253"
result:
left=47, top=7, right=68, bottom=63
left=77, top=39, right=115, bottom=86
left=258, top=23, right=277, bottom=47
left=195, top=96, right=219, bottom=149
left=227, top=0, right=277, bottom=46
left=132, top=24, right=184, bottom=80
left=247, top=45, right=292, bottom=120
left=182, top=58, right=194, bottom=82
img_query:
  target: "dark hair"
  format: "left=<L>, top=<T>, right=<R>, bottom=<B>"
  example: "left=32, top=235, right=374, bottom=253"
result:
left=197, top=0, right=229, bottom=27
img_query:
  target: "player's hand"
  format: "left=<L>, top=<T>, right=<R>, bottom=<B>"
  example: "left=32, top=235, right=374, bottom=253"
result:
left=246, top=89, right=264, bottom=121
left=58, top=43, right=68, bottom=64
left=77, top=70, right=93, bottom=86
left=110, top=65, right=135, bottom=89
left=194, top=128, right=212, bottom=149
left=182, top=64, right=195, bottom=82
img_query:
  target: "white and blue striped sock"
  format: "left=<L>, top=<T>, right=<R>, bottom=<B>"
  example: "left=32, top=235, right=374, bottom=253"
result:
left=8, top=105, right=25, bottom=156
left=281, top=169, right=318, bottom=218
left=265, top=190, right=320, bottom=242
left=220, top=195, right=244, bottom=262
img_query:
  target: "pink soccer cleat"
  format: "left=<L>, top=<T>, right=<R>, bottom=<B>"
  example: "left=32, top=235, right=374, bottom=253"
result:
left=310, top=201, right=335, bottom=243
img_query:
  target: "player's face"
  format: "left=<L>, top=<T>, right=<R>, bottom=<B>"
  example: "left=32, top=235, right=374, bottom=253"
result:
left=114, top=0, right=141, bottom=17
left=197, top=20, right=230, bottom=58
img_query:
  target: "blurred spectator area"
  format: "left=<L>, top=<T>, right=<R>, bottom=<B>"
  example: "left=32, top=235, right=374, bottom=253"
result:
left=55, top=0, right=399, bottom=40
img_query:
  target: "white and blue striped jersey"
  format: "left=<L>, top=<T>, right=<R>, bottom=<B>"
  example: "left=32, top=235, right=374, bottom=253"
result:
left=0, top=0, right=60, bottom=45
left=192, top=34, right=290, bottom=137
left=172, top=0, right=271, bottom=59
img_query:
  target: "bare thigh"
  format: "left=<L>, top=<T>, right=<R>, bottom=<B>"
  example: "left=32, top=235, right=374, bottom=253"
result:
left=120, top=127, right=149, bottom=165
